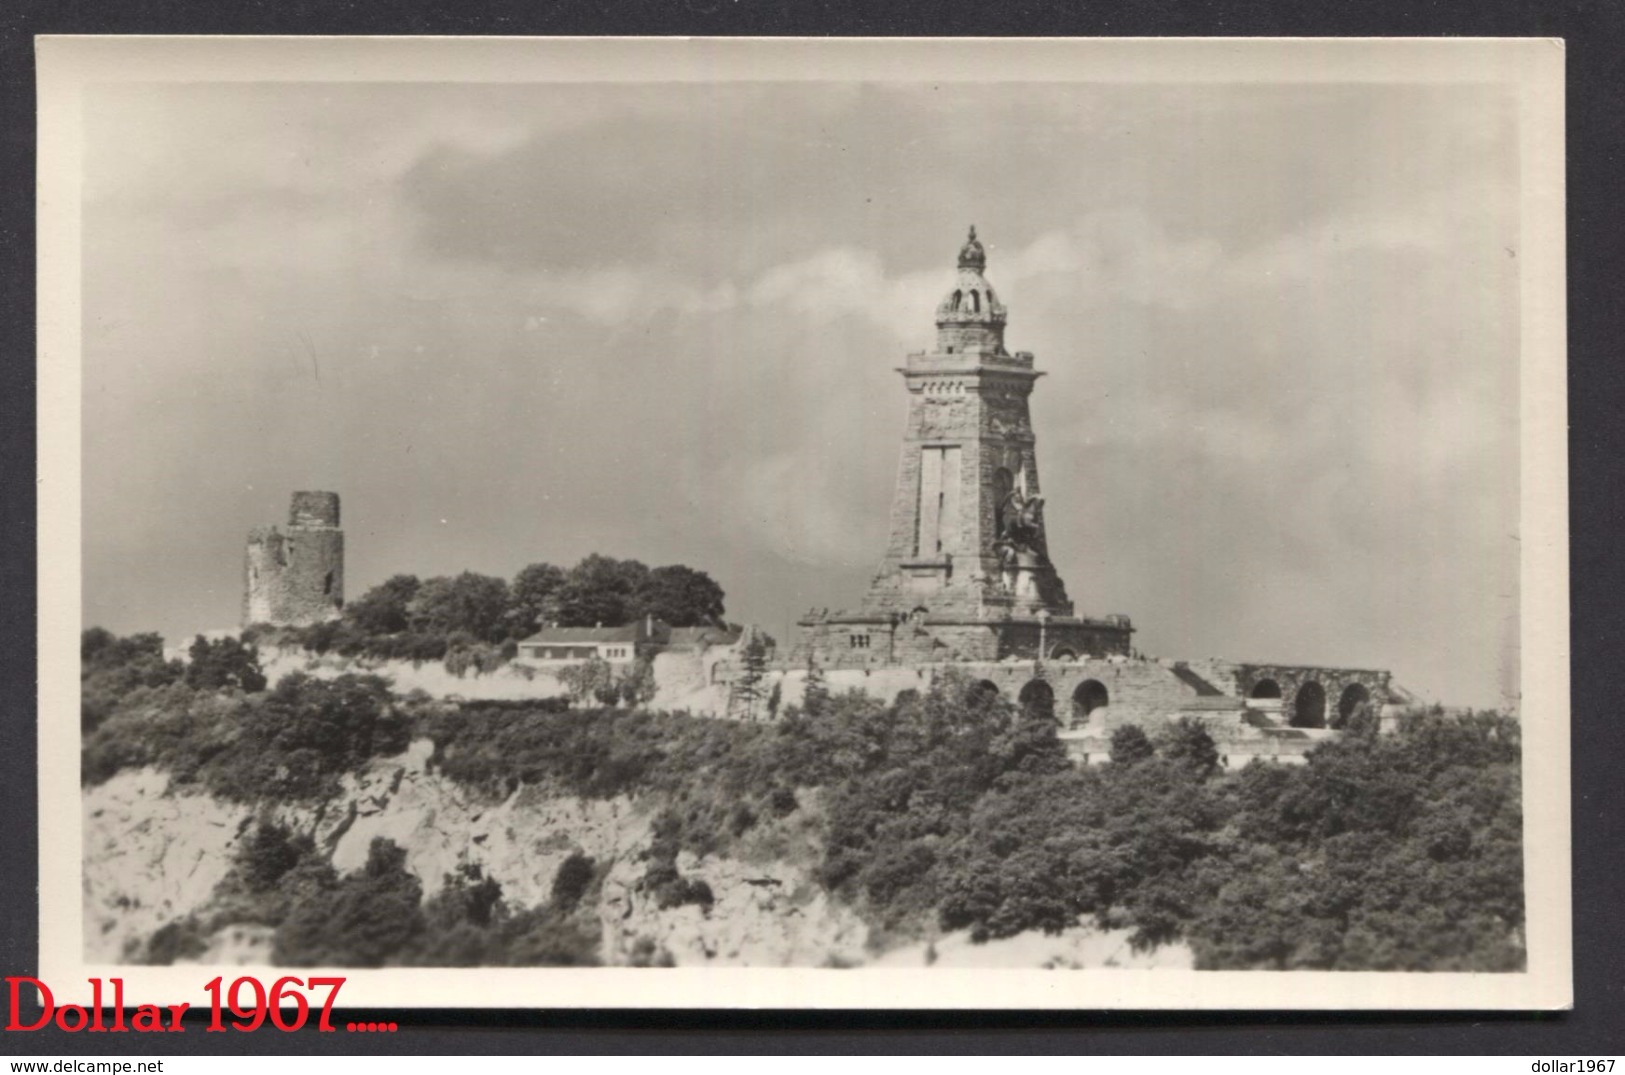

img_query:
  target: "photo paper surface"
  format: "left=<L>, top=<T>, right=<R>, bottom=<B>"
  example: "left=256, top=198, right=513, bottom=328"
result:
left=36, top=36, right=1569, bottom=1010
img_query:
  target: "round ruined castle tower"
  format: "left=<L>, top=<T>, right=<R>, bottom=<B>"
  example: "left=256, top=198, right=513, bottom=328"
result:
left=243, top=491, right=344, bottom=627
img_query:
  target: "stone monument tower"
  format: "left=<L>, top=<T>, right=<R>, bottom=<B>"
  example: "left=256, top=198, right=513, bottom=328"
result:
left=796, top=229, right=1133, bottom=666
left=243, top=491, right=345, bottom=627
left=863, top=225, right=1073, bottom=616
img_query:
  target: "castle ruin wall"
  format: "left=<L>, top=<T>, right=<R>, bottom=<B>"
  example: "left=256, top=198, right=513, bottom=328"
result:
left=243, top=491, right=345, bottom=627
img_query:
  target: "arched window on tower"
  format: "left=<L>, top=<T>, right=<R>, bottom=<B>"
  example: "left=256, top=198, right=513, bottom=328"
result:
left=968, top=290, right=981, bottom=313
left=950, top=290, right=962, bottom=312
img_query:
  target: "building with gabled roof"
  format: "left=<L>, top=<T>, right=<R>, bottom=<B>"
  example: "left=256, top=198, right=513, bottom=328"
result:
left=515, top=616, right=742, bottom=665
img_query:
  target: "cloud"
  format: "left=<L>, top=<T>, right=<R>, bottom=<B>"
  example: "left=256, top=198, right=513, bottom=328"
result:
left=78, top=79, right=1522, bottom=708
left=725, top=451, right=883, bottom=566
left=546, top=268, right=739, bottom=325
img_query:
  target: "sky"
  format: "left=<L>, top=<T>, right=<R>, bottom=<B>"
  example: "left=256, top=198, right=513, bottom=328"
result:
left=80, top=79, right=1522, bottom=708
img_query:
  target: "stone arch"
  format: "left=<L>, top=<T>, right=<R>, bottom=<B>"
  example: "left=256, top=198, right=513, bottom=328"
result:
left=1249, top=678, right=1282, bottom=700
left=1018, top=679, right=1055, bottom=722
left=967, top=679, right=1000, bottom=705
left=1049, top=646, right=1078, bottom=661
left=1335, top=682, right=1372, bottom=728
left=1292, top=680, right=1327, bottom=728
left=1072, top=679, right=1109, bottom=726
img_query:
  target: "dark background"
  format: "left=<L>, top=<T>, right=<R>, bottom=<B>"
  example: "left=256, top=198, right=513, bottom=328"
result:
left=2, top=1, right=1621, bottom=1055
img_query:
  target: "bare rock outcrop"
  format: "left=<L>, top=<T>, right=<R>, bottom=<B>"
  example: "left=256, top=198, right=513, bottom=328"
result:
left=82, top=768, right=251, bottom=962
left=82, top=739, right=871, bottom=967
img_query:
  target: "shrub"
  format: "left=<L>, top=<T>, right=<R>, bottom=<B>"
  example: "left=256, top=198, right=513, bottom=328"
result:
left=80, top=628, right=184, bottom=733
left=1158, top=717, right=1220, bottom=779
left=444, top=640, right=507, bottom=679
left=84, top=669, right=413, bottom=798
left=237, top=821, right=315, bottom=892
left=345, top=575, right=421, bottom=635
left=652, top=874, right=714, bottom=911
left=337, top=861, right=600, bottom=968
left=216, top=672, right=409, bottom=800
left=1109, top=724, right=1155, bottom=767
left=619, top=658, right=658, bottom=707
left=273, top=838, right=424, bottom=967
left=81, top=686, right=239, bottom=787
left=628, top=936, right=676, bottom=967
left=550, top=852, right=596, bottom=911
left=768, top=786, right=799, bottom=817
left=140, top=919, right=209, bottom=966
left=556, top=657, right=616, bottom=707
left=185, top=635, right=268, bottom=693
left=494, top=909, right=600, bottom=967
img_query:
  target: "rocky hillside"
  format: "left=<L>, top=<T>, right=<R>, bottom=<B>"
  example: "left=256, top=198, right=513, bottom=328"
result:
left=82, top=628, right=1523, bottom=972
left=83, top=740, right=1183, bottom=969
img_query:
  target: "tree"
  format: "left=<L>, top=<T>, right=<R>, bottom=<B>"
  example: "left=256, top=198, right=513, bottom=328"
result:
left=801, top=657, right=830, bottom=718
left=634, top=564, right=726, bottom=627
left=1109, top=724, right=1156, bottom=767
left=421, top=864, right=502, bottom=933
left=410, top=572, right=510, bottom=642
left=230, top=673, right=408, bottom=798
left=1159, top=717, right=1220, bottom=779
left=556, top=656, right=616, bottom=707
left=553, top=555, right=650, bottom=627
left=344, top=575, right=421, bottom=635
left=82, top=629, right=181, bottom=684
left=237, top=821, right=316, bottom=892
left=274, top=838, right=424, bottom=967
left=730, top=633, right=770, bottom=721
left=507, top=562, right=566, bottom=637
left=550, top=852, right=596, bottom=911
left=1342, top=699, right=1381, bottom=738
left=81, top=628, right=184, bottom=733
left=185, top=635, right=268, bottom=693
left=618, top=657, right=658, bottom=708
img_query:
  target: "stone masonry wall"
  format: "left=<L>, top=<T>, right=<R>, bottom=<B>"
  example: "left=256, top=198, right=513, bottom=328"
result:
left=289, top=491, right=340, bottom=528
left=720, top=654, right=1225, bottom=731
left=792, top=614, right=1132, bottom=671
left=1196, top=659, right=1393, bottom=729
left=863, top=365, right=1072, bottom=619
left=243, top=492, right=345, bottom=627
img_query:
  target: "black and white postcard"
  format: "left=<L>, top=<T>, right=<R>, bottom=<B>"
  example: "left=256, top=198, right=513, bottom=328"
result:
left=34, top=36, right=1569, bottom=1011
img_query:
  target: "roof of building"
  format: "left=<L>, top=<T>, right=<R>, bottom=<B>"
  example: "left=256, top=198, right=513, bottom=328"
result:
left=518, top=618, right=742, bottom=648
left=519, top=625, right=643, bottom=645
left=667, top=625, right=744, bottom=648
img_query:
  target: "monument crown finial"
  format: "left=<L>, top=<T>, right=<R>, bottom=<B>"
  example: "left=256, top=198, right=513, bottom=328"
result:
left=957, top=225, right=986, bottom=270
